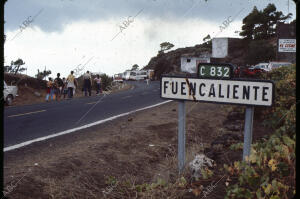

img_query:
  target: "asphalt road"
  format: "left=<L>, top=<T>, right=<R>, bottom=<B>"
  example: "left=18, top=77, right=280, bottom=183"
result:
left=4, top=81, right=164, bottom=148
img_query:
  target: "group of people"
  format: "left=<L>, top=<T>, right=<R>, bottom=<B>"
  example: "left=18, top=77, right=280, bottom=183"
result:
left=45, top=71, right=102, bottom=102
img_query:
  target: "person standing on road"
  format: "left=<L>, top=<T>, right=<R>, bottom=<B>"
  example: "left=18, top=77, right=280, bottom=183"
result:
left=54, top=73, right=64, bottom=101
left=94, top=74, right=101, bottom=95
left=67, top=71, right=76, bottom=99
left=45, top=77, right=54, bottom=102
left=83, top=71, right=92, bottom=96
left=62, top=77, right=68, bottom=99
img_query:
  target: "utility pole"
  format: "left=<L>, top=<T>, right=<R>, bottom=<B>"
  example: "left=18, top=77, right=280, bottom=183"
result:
left=44, top=66, right=46, bottom=80
left=287, top=0, right=290, bottom=23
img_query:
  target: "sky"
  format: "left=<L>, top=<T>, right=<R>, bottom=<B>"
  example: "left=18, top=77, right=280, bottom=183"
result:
left=4, top=0, right=296, bottom=79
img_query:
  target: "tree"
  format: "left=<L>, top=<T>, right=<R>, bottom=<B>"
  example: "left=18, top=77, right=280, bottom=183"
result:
left=8, top=58, right=26, bottom=74
left=240, top=4, right=292, bottom=40
left=202, top=34, right=212, bottom=48
left=131, top=64, right=139, bottom=71
left=203, top=34, right=211, bottom=42
left=159, top=42, right=174, bottom=53
left=4, top=65, right=12, bottom=72
left=36, top=69, right=51, bottom=80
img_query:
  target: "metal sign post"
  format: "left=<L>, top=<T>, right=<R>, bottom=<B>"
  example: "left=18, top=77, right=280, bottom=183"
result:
left=242, top=106, right=254, bottom=161
left=178, top=100, right=186, bottom=173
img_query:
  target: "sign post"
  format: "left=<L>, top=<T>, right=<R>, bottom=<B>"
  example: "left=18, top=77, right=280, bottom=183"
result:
left=161, top=63, right=274, bottom=171
left=242, top=106, right=254, bottom=161
left=178, top=101, right=186, bottom=173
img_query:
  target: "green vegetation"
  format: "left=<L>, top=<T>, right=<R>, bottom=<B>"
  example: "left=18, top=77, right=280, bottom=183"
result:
left=224, top=65, right=296, bottom=199
left=35, top=69, right=52, bottom=80
left=99, top=74, right=113, bottom=91
left=159, top=42, right=175, bottom=54
left=240, top=3, right=292, bottom=40
left=131, top=64, right=139, bottom=71
left=4, top=58, right=26, bottom=74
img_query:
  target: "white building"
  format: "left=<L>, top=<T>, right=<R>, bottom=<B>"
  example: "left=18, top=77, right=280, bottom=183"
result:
left=212, top=37, right=228, bottom=58
left=212, top=37, right=242, bottom=58
left=180, top=54, right=210, bottom=73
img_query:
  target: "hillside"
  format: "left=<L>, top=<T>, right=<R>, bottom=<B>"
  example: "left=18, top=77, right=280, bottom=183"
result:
left=143, top=42, right=211, bottom=79
left=144, top=37, right=277, bottom=79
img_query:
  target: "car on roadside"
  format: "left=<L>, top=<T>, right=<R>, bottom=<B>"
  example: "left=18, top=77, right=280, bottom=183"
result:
left=254, top=63, right=269, bottom=72
left=267, top=62, right=292, bottom=71
left=113, top=73, right=123, bottom=83
left=244, top=65, right=265, bottom=77
left=4, top=81, right=18, bottom=106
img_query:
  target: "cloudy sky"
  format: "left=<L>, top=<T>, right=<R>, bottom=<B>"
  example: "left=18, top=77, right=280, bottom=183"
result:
left=4, top=0, right=296, bottom=78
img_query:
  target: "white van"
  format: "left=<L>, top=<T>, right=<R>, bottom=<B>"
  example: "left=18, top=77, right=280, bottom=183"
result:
left=123, top=70, right=147, bottom=81
left=128, top=71, right=137, bottom=80
left=136, top=70, right=148, bottom=80
left=4, top=81, right=18, bottom=106
left=123, top=71, right=131, bottom=80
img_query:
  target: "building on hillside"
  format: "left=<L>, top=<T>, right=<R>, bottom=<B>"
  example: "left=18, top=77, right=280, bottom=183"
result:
left=211, top=37, right=243, bottom=58
left=210, top=37, right=246, bottom=66
left=276, top=22, right=296, bottom=63
left=180, top=52, right=211, bottom=73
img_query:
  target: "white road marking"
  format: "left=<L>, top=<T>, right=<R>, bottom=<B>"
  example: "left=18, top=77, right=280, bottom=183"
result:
left=4, top=100, right=173, bottom=152
left=121, top=95, right=132, bottom=99
left=86, top=101, right=99, bottom=105
left=7, top=110, right=46, bottom=118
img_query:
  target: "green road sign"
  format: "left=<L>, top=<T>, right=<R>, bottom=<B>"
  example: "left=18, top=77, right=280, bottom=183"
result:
left=197, top=63, right=233, bottom=79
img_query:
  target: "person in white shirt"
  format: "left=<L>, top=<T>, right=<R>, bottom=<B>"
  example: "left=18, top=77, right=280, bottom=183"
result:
left=94, top=74, right=102, bottom=95
left=67, top=71, right=77, bottom=98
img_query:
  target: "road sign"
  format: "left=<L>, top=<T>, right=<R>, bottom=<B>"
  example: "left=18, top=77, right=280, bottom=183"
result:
left=278, top=39, right=296, bottom=52
left=161, top=76, right=274, bottom=107
left=161, top=73, right=275, bottom=173
left=198, top=63, right=233, bottom=79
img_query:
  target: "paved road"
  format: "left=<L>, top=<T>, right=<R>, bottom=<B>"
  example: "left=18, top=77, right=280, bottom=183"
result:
left=4, top=81, right=163, bottom=148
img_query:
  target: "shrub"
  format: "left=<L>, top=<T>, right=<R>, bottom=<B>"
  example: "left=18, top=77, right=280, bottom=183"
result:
left=224, top=65, right=296, bottom=199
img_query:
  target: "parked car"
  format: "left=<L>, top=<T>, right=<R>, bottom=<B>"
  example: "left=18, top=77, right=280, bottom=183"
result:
left=4, top=81, right=18, bottom=106
left=113, top=73, right=123, bottom=83
left=266, top=62, right=292, bottom=71
left=244, top=66, right=265, bottom=77
left=254, top=63, right=269, bottom=71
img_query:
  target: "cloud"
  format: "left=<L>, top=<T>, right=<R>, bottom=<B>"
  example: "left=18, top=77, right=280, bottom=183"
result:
left=5, top=0, right=296, bottom=33
left=4, top=0, right=296, bottom=78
